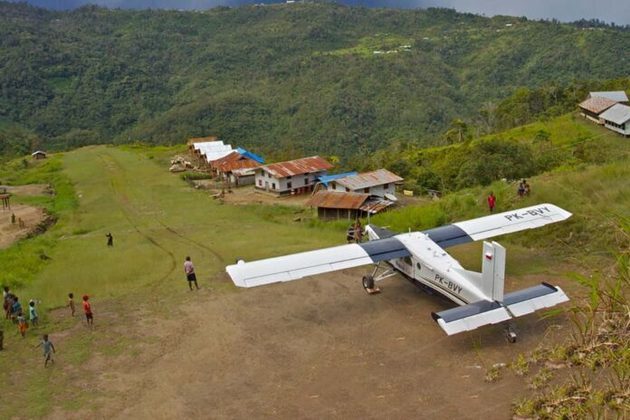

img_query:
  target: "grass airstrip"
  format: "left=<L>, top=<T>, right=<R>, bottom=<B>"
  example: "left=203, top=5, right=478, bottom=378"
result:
left=0, top=118, right=627, bottom=416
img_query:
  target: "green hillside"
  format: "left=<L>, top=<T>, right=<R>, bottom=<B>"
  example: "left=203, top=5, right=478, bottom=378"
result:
left=1, top=1, right=629, bottom=160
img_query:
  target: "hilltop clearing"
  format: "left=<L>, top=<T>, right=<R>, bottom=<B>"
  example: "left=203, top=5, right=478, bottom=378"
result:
left=0, top=2, right=629, bottom=159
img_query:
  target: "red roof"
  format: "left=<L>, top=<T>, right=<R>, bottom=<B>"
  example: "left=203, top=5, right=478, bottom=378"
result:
left=306, top=191, right=369, bottom=209
left=578, top=97, right=617, bottom=114
left=261, top=156, right=333, bottom=178
left=216, top=152, right=261, bottom=173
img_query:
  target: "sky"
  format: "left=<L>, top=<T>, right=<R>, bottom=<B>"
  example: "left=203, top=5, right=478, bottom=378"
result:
left=10, top=0, right=630, bottom=26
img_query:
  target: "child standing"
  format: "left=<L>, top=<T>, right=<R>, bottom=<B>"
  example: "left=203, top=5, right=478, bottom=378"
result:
left=29, top=300, right=39, bottom=326
left=82, top=295, right=93, bottom=327
left=36, top=334, right=56, bottom=367
left=68, top=293, right=76, bottom=317
left=17, top=313, right=28, bottom=337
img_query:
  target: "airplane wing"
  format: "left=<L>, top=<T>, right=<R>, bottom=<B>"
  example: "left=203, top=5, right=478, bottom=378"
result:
left=226, top=237, right=410, bottom=287
left=432, top=283, right=569, bottom=335
left=423, top=203, right=572, bottom=248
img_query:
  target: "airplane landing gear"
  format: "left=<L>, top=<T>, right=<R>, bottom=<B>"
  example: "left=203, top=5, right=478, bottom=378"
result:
left=362, top=263, right=397, bottom=294
left=505, top=323, right=517, bottom=343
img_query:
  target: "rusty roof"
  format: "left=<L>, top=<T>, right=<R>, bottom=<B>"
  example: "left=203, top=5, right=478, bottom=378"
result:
left=578, top=96, right=617, bottom=115
left=261, top=156, right=333, bottom=178
left=334, top=169, right=403, bottom=190
left=215, top=152, right=261, bottom=173
left=306, top=191, right=369, bottom=209
left=359, top=197, right=395, bottom=214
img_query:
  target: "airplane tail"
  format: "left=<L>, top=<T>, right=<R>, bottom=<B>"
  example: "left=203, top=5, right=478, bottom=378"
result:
left=480, top=241, right=505, bottom=302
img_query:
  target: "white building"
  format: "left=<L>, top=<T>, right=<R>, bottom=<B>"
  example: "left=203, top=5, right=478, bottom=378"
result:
left=255, top=156, right=333, bottom=196
left=327, top=169, right=403, bottom=199
left=599, top=103, right=630, bottom=136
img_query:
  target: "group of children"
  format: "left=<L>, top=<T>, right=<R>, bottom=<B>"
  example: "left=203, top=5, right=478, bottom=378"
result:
left=2, top=286, right=94, bottom=367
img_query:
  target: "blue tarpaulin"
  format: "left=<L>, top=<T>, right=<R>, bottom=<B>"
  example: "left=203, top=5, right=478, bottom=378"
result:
left=317, top=172, right=358, bottom=187
left=236, top=147, right=265, bottom=164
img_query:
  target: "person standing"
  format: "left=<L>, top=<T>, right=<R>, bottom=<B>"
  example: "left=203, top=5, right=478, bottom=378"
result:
left=487, top=192, right=496, bottom=213
left=67, top=293, right=76, bottom=317
left=106, top=233, right=114, bottom=247
left=29, top=300, right=39, bottom=327
left=184, top=256, right=199, bottom=291
left=82, top=295, right=94, bottom=327
left=353, top=219, right=363, bottom=243
left=17, top=313, right=28, bottom=337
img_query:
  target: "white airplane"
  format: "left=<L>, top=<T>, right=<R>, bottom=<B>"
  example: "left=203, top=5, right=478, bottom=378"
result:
left=226, top=204, right=572, bottom=342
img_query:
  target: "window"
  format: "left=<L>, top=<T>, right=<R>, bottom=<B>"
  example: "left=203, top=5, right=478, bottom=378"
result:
left=272, top=183, right=276, bottom=190
left=364, top=188, right=369, bottom=193
left=346, top=187, right=350, bottom=192
left=416, top=263, right=422, bottom=270
left=403, top=257, right=412, bottom=266
left=304, top=177, right=309, bottom=185
left=287, top=182, right=292, bottom=189
left=384, top=183, right=389, bottom=189
left=258, top=180, right=262, bottom=187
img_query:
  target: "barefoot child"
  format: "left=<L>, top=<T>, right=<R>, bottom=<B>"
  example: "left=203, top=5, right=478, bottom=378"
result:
left=67, top=293, right=75, bottom=317
left=82, top=295, right=93, bottom=326
left=17, top=313, right=28, bottom=337
left=35, top=334, right=56, bottom=367
left=29, top=300, right=39, bottom=327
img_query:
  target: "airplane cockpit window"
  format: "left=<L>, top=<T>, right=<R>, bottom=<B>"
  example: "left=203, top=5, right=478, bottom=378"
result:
left=403, top=256, right=412, bottom=265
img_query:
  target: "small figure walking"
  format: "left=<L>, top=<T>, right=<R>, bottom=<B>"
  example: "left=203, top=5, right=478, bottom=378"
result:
left=35, top=334, right=56, bottom=367
left=82, top=295, right=94, bottom=327
left=106, top=233, right=114, bottom=247
left=3, top=286, right=12, bottom=319
left=68, top=293, right=76, bottom=317
left=29, top=300, right=39, bottom=327
left=487, top=192, right=496, bottom=213
left=17, top=313, right=28, bottom=337
left=353, top=219, right=363, bottom=243
left=184, top=256, right=199, bottom=291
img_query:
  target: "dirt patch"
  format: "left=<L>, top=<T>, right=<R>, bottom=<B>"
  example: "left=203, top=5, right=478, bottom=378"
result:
left=46, top=269, right=572, bottom=419
left=194, top=182, right=314, bottom=207
left=0, top=205, right=50, bottom=249
left=0, top=184, right=52, bottom=196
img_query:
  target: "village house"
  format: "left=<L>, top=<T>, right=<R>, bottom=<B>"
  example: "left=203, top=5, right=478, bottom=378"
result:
left=306, top=191, right=395, bottom=220
left=578, top=96, right=617, bottom=124
left=255, top=156, right=333, bottom=195
left=31, top=151, right=47, bottom=160
left=327, top=169, right=403, bottom=199
left=213, top=151, right=262, bottom=186
left=599, top=103, right=630, bottom=136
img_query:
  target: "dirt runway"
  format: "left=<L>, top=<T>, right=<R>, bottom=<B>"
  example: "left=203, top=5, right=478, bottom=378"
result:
left=69, top=268, right=569, bottom=420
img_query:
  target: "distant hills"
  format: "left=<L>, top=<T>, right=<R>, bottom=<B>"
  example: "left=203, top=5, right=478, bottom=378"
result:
left=0, top=1, right=629, bottom=160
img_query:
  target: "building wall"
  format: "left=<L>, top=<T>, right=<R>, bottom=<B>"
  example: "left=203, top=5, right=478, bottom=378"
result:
left=328, top=183, right=396, bottom=198
left=255, top=170, right=328, bottom=195
left=604, top=121, right=630, bottom=136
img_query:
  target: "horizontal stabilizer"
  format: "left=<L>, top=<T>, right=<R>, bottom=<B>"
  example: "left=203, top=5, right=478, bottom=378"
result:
left=423, top=204, right=572, bottom=248
left=226, top=238, right=410, bottom=288
left=431, top=300, right=512, bottom=336
left=432, top=282, right=570, bottom=336
left=503, top=283, right=569, bottom=317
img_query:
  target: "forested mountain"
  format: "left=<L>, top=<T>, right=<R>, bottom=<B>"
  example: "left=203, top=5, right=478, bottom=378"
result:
left=1, top=1, right=629, bottom=160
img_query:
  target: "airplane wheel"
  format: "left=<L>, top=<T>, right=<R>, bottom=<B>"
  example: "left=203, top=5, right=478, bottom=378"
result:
left=362, top=275, right=375, bottom=292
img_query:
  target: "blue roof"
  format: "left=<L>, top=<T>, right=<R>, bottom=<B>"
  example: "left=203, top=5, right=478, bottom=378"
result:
left=317, top=172, right=358, bottom=187
left=236, top=147, right=265, bottom=164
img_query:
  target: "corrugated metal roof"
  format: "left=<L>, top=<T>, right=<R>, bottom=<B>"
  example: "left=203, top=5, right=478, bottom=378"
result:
left=317, top=172, right=358, bottom=187
left=192, top=140, right=224, bottom=151
left=306, top=191, right=369, bottom=209
left=599, top=103, right=630, bottom=125
left=236, top=147, right=265, bottom=164
left=261, top=156, right=333, bottom=178
left=359, top=197, right=395, bottom=214
left=578, top=97, right=617, bottom=114
left=589, top=91, right=629, bottom=102
left=334, top=169, right=403, bottom=190
left=215, top=152, right=261, bottom=173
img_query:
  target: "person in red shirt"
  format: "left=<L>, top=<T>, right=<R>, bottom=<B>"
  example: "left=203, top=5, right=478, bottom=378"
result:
left=487, top=192, right=496, bottom=213
left=82, top=295, right=93, bottom=327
